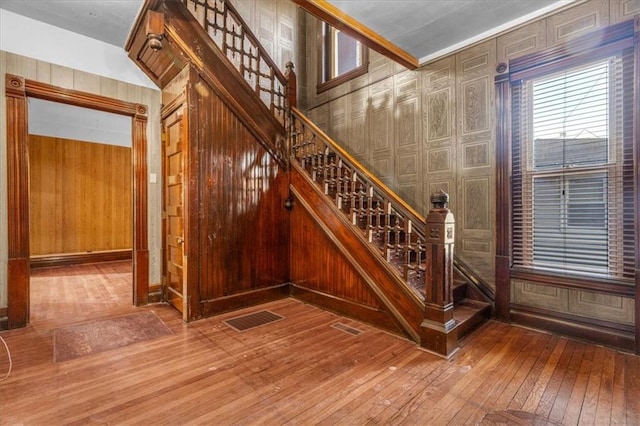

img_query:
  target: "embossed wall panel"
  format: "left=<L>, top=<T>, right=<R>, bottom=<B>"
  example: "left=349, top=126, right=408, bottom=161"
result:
left=372, top=157, right=393, bottom=182
left=460, top=76, right=490, bottom=137
left=568, top=290, right=635, bottom=325
left=512, top=281, right=570, bottom=311
left=463, top=142, right=490, bottom=169
left=396, top=98, right=420, bottom=149
left=546, top=0, right=610, bottom=46
left=425, top=89, right=452, bottom=143
left=347, top=88, right=368, bottom=157
left=329, top=97, right=347, bottom=144
left=370, top=79, right=393, bottom=153
left=497, top=20, right=547, bottom=64
left=256, top=3, right=276, bottom=59
left=456, top=40, right=495, bottom=286
left=427, top=148, right=451, bottom=173
left=368, top=50, right=394, bottom=83
left=611, top=0, right=640, bottom=23
left=398, top=181, right=419, bottom=209
left=462, top=177, right=490, bottom=231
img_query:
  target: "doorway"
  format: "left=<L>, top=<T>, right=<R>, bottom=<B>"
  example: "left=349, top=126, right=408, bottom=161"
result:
left=5, top=75, right=150, bottom=328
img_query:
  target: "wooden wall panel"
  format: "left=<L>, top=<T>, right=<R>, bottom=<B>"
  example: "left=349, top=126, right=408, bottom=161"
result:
left=290, top=201, right=384, bottom=308
left=195, top=78, right=289, bottom=302
left=29, top=136, right=132, bottom=256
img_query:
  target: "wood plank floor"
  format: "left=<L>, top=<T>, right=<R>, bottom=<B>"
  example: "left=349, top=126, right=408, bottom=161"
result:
left=0, top=261, right=639, bottom=425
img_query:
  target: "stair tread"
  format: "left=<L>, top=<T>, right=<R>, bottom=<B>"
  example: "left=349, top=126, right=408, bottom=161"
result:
left=453, top=299, right=491, bottom=322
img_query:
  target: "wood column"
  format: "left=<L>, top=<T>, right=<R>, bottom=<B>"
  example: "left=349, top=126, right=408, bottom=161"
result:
left=5, top=75, right=30, bottom=328
left=420, top=190, right=457, bottom=357
left=494, top=66, right=511, bottom=322
left=133, top=105, right=149, bottom=306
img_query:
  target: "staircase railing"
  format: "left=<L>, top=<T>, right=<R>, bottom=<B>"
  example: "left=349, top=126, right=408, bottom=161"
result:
left=183, top=0, right=287, bottom=126
left=289, top=107, right=429, bottom=300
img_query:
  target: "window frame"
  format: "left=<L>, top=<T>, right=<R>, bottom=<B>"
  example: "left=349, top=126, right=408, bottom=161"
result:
left=494, top=19, right=638, bottom=297
left=316, top=22, right=369, bottom=93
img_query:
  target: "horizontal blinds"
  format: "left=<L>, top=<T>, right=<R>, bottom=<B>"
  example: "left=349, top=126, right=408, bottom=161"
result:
left=511, top=48, right=635, bottom=281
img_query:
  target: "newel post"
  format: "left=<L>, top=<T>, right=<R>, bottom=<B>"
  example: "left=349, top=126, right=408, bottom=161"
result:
left=284, top=61, right=297, bottom=110
left=420, top=190, right=458, bottom=357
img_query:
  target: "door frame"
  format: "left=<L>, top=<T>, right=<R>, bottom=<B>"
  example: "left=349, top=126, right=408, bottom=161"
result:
left=5, top=74, right=150, bottom=328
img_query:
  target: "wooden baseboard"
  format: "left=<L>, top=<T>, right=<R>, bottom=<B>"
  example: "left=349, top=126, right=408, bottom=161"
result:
left=0, top=307, right=7, bottom=331
left=199, top=284, right=290, bottom=319
left=290, top=285, right=404, bottom=337
left=510, top=308, right=635, bottom=353
left=30, top=250, right=132, bottom=269
left=148, top=284, right=163, bottom=304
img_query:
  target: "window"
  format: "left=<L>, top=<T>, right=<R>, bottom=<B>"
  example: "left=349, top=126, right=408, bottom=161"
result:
left=317, top=22, right=368, bottom=93
left=507, top=22, right=636, bottom=282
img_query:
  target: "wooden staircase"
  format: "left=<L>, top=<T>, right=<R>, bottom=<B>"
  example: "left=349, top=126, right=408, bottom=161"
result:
left=127, top=0, right=493, bottom=357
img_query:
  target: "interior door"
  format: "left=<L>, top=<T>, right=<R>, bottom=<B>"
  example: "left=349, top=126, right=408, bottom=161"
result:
left=162, top=105, right=187, bottom=320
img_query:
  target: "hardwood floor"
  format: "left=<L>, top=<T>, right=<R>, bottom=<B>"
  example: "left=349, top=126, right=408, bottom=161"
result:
left=1, top=262, right=639, bottom=425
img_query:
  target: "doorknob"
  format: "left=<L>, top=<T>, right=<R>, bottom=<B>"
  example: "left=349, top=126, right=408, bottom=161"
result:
left=176, top=237, right=184, bottom=245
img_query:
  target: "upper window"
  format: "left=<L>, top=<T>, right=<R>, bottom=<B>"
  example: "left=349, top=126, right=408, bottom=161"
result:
left=317, top=22, right=368, bottom=93
left=508, top=22, right=636, bottom=282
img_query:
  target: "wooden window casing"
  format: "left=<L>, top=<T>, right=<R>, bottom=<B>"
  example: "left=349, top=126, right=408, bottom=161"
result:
left=317, top=22, right=369, bottom=93
left=494, top=19, right=639, bottom=321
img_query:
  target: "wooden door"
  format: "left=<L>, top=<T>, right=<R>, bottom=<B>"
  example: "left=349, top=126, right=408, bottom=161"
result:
left=162, top=105, right=188, bottom=320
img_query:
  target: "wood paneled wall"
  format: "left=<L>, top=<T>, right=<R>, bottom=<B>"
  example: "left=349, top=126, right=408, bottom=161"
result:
left=29, top=135, right=132, bottom=256
left=192, top=76, right=290, bottom=312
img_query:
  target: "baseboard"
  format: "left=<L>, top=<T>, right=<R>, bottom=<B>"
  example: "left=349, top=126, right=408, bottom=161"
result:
left=0, top=307, right=7, bottom=331
left=290, top=284, right=404, bottom=337
left=30, top=250, right=132, bottom=268
left=510, top=307, right=635, bottom=353
left=148, top=284, right=163, bottom=304
left=199, top=284, right=290, bottom=319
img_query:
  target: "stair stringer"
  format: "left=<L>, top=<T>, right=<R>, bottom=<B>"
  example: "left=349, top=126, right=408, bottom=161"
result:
left=290, top=162, right=424, bottom=343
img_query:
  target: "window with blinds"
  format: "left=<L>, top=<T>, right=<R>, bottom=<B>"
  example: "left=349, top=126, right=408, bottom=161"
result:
left=511, top=46, right=635, bottom=282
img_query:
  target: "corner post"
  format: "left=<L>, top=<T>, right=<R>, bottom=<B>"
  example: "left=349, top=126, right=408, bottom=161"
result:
left=420, top=190, right=457, bottom=357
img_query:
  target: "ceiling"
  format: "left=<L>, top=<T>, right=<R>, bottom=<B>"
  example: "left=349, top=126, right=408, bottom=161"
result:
left=326, top=0, right=576, bottom=62
left=0, top=0, right=143, bottom=47
left=0, top=0, right=575, bottom=62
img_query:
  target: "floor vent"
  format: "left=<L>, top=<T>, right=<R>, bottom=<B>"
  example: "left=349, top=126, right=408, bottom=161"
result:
left=332, top=322, right=363, bottom=336
left=224, top=310, right=284, bottom=332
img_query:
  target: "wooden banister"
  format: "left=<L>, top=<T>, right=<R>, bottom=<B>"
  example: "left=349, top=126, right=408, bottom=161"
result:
left=290, top=108, right=459, bottom=356
left=183, top=0, right=288, bottom=125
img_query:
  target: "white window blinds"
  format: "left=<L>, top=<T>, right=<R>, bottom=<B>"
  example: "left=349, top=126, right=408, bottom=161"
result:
left=512, top=49, right=635, bottom=281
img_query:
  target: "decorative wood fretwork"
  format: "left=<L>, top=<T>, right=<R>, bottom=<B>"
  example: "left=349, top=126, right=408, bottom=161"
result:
left=290, top=107, right=429, bottom=301
left=183, top=0, right=287, bottom=125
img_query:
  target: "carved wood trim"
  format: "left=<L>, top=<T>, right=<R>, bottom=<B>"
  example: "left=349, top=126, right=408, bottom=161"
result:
left=291, top=0, right=418, bottom=70
left=4, top=74, right=150, bottom=327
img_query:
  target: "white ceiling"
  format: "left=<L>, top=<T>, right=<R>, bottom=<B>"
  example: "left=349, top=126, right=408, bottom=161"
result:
left=0, top=0, right=143, bottom=47
left=326, top=0, right=576, bottom=63
left=0, top=0, right=576, bottom=62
